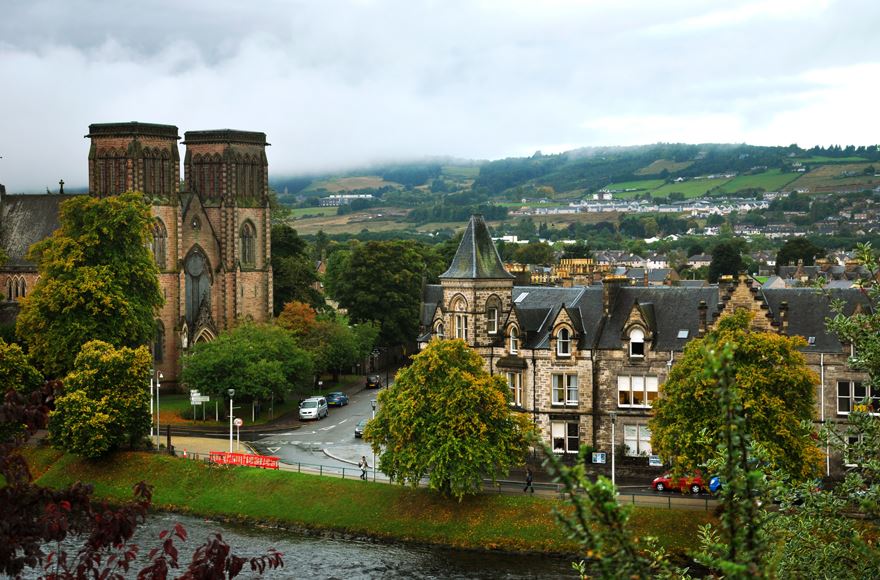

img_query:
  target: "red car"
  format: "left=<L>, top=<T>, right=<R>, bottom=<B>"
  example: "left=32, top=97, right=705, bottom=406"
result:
left=652, top=472, right=704, bottom=494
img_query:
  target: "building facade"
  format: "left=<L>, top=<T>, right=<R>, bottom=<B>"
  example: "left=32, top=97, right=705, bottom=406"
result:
left=1, top=122, right=274, bottom=385
left=419, top=215, right=871, bottom=475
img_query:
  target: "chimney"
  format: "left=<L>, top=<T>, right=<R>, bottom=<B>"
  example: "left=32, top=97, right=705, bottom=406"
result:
left=698, top=300, right=708, bottom=336
left=603, top=274, right=628, bottom=316
left=779, top=301, right=789, bottom=335
left=643, top=268, right=649, bottom=287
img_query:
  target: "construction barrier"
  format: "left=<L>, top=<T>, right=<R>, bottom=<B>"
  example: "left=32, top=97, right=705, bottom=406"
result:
left=209, top=451, right=280, bottom=470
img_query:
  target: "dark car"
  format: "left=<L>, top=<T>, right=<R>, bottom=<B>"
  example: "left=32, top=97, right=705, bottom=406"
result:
left=652, top=472, right=705, bottom=494
left=354, top=417, right=369, bottom=438
left=325, top=391, right=349, bottom=407
left=366, top=374, right=383, bottom=389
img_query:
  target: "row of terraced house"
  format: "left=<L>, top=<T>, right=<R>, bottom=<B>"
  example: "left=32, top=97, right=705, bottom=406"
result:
left=419, top=215, right=873, bottom=476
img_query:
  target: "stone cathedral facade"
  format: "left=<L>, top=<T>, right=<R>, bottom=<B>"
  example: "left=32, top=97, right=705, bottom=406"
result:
left=0, top=122, right=274, bottom=386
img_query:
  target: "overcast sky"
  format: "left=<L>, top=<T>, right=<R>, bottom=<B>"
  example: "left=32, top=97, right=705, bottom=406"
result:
left=1, top=0, right=879, bottom=192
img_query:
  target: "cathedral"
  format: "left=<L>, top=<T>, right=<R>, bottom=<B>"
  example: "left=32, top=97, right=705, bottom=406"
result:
left=0, top=122, right=274, bottom=386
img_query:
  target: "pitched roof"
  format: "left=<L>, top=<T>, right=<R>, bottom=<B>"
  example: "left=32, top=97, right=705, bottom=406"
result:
left=439, top=214, right=514, bottom=280
left=0, top=192, right=86, bottom=269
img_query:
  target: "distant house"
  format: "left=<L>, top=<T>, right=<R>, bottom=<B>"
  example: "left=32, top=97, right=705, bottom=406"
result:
left=688, top=254, right=713, bottom=269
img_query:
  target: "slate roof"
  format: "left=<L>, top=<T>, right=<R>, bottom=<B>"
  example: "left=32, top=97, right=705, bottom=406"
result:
left=439, top=215, right=514, bottom=280
left=761, top=288, right=872, bottom=352
left=0, top=192, right=85, bottom=270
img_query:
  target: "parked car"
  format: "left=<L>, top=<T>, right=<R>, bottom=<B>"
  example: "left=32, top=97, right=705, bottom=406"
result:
left=366, top=374, right=383, bottom=389
left=652, top=472, right=705, bottom=494
left=325, top=391, right=349, bottom=407
left=354, top=417, right=369, bottom=438
left=298, top=397, right=328, bottom=420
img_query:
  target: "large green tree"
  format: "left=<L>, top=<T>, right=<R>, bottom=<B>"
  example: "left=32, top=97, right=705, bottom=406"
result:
left=49, top=340, right=152, bottom=458
left=0, top=338, right=43, bottom=394
left=16, top=193, right=163, bottom=377
left=324, top=240, right=445, bottom=346
left=708, top=239, right=745, bottom=283
left=775, top=238, right=825, bottom=273
left=181, top=323, right=313, bottom=404
left=364, top=338, right=533, bottom=500
left=650, top=310, right=822, bottom=481
left=271, top=224, right=324, bottom=315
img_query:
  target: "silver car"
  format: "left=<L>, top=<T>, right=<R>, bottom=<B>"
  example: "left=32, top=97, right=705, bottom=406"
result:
left=299, top=397, right=328, bottom=420
left=354, top=417, right=369, bottom=438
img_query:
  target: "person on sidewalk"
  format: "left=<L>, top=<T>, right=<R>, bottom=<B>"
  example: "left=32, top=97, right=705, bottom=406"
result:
left=524, top=467, right=534, bottom=493
left=359, top=455, right=369, bottom=480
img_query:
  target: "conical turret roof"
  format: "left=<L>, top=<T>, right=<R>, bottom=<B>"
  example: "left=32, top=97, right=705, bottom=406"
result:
left=439, top=214, right=514, bottom=279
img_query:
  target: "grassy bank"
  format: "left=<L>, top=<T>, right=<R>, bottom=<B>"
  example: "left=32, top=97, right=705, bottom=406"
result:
left=26, top=448, right=714, bottom=557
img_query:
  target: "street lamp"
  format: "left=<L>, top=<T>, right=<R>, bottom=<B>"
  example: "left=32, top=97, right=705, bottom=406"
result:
left=370, top=398, right=377, bottom=482
left=155, top=371, right=163, bottom=449
left=609, top=411, right=617, bottom=488
left=228, top=388, right=235, bottom=453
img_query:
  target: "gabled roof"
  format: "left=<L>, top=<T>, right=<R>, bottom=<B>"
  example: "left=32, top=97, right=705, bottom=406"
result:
left=439, top=214, right=514, bottom=280
left=0, top=192, right=87, bottom=269
left=761, top=288, right=872, bottom=352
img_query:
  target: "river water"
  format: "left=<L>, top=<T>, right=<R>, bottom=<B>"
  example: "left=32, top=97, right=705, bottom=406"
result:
left=25, top=512, right=577, bottom=579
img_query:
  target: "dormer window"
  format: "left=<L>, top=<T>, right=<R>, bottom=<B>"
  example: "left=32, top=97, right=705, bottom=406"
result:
left=629, top=328, right=645, bottom=358
left=435, top=322, right=445, bottom=339
left=487, top=307, right=498, bottom=334
left=509, top=327, right=520, bottom=354
left=557, top=328, right=571, bottom=357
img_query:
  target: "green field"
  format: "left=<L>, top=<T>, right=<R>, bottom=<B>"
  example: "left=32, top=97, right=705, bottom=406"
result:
left=26, top=448, right=716, bottom=557
left=304, top=176, right=401, bottom=193
left=635, top=159, right=694, bottom=175
left=716, top=169, right=799, bottom=193
left=603, top=179, right=666, bottom=192
left=796, top=156, right=870, bottom=164
left=649, top=177, right=732, bottom=198
left=288, top=206, right=338, bottom=219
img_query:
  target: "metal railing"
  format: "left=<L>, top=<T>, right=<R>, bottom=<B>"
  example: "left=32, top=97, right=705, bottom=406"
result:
left=164, top=448, right=717, bottom=510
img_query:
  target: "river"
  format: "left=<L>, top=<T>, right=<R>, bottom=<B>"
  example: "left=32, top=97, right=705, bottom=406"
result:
left=24, top=512, right=577, bottom=579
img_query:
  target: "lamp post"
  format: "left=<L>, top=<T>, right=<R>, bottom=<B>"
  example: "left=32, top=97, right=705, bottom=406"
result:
left=155, top=371, right=163, bottom=449
left=609, top=411, right=617, bottom=488
left=370, top=398, right=377, bottom=481
left=228, top=388, right=235, bottom=453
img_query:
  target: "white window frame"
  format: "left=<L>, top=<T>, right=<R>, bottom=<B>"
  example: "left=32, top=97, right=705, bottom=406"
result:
left=435, top=322, right=445, bottom=339
left=487, top=306, right=498, bottom=335
left=556, top=327, right=571, bottom=357
left=618, top=375, right=659, bottom=408
left=624, top=424, right=652, bottom=457
left=551, top=421, right=580, bottom=454
left=455, top=313, right=468, bottom=340
left=837, top=380, right=879, bottom=415
left=509, top=327, right=519, bottom=354
left=629, top=328, right=645, bottom=358
left=552, top=373, right=578, bottom=406
left=507, top=371, right=522, bottom=407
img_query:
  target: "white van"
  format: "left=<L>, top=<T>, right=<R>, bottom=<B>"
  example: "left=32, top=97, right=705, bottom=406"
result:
left=299, top=397, right=329, bottom=421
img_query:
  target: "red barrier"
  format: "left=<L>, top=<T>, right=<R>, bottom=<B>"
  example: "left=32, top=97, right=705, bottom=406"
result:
left=209, top=451, right=280, bottom=470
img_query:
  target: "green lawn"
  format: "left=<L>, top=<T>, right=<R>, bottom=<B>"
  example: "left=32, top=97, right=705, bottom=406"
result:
left=602, top=179, right=665, bottom=192
left=650, top=177, right=732, bottom=198
left=287, top=206, right=338, bottom=219
left=717, top=170, right=799, bottom=193
left=26, top=448, right=716, bottom=557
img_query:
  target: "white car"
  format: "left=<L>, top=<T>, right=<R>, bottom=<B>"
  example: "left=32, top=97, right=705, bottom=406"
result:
left=299, top=397, right=328, bottom=420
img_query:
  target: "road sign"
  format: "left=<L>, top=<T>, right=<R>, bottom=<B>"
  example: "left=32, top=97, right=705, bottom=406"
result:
left=592, top=452, right=607, bottom=464
left=649, top=455, right=662, bottom=467
left=234, top=418, right=243, bottom=427
left=190, top=389, right=200, bottom=396
left=190, top=395, right=210, bottom=404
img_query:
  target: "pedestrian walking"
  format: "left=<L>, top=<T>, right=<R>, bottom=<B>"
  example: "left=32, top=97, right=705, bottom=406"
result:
left=524, top=467, right=534, bottom=493
left=359, top=455, right=369, bottom=480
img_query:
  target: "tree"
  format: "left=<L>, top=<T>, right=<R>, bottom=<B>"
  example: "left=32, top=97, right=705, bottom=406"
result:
left=650, top=311, right=822, bottom=481
left=364, top=339, right=533, bottom=500
left=16, top=193, right=163, bottom=378
left=324, top=240, right=445, bottom=346
left=49, top=340, right=152, bottom=459
left=562, top=241, right=592, bottom=259
left=708, top=240, right=745, bottom=283
left=775, top=238, right=825, bottom=273
left=0, top=338, right=43, bottom=394
left=513, top=241, right=555, bottom=265
left=271, top=224, right=324, bottom=315
left=181, top=323, right=313, bottom=404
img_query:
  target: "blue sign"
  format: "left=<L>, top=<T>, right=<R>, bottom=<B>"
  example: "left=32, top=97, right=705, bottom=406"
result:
left=648, top=455, right=662, bottom=467
left=592, top=452, right=607, bottom=464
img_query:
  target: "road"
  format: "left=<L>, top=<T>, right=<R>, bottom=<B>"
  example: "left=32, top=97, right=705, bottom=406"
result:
left=250, top=384, right=384, bottom=473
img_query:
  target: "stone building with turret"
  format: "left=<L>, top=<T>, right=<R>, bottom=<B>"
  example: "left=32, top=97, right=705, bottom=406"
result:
left=0, top=122, right=273, bottom=386
left=419, top=215, right=871, bottom=475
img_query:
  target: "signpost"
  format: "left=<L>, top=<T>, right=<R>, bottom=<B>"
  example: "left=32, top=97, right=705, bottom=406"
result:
left=592, top=452, right=607, bottom=464
left=234, top=417, right=243, bottom=451
left=189, top=391, right=210, bottom=420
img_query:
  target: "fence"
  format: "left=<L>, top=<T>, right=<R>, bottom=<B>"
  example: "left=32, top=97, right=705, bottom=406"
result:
left=167, top=448, right=717, bottom=510
left=208, top=451, right=280, bottom=470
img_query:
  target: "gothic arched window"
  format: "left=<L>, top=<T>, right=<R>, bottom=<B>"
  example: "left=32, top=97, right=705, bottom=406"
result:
left=240, top=221, right=256, bottom=267
left=152, top=219, right=167, bottom=268
left=557, top=327, right=571, bottom=357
